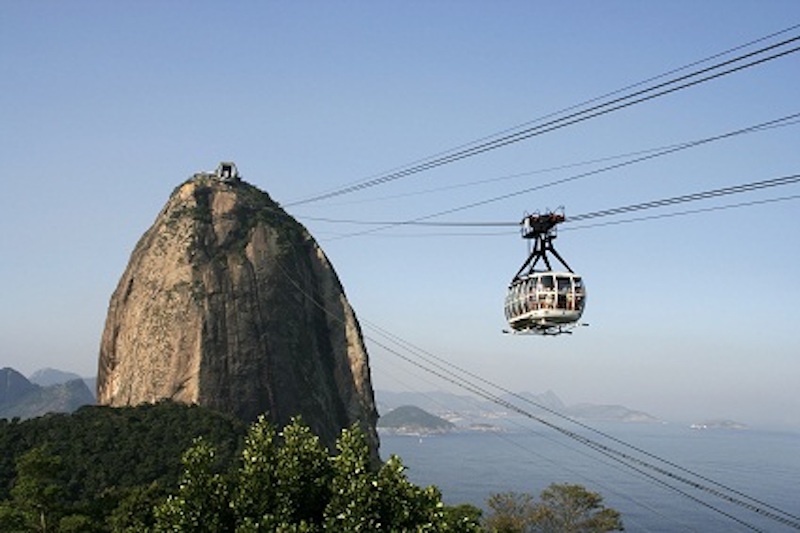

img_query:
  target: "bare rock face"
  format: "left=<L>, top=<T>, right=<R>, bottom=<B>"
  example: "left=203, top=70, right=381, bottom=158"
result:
left=97, top=171, right=378, bottom=455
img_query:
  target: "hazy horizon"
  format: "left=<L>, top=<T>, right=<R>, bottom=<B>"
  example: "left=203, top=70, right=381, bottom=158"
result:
left=6, top=362, right=798, bottom=432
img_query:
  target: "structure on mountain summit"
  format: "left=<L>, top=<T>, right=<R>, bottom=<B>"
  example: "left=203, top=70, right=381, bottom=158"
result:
left=216, top=161, right=239, bottom=182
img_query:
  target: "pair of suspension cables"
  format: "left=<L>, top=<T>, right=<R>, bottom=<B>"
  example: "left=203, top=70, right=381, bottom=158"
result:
left=284, top=24, right=800, bottom=210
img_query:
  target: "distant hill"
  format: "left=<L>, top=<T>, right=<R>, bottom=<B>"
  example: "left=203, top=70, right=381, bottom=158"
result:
left=377, top=390, right=484, bottom=414
left=0, top=367, right=95, bottom=420
left=83, top=377, right=97, bottom=398
left=377, top=389, right=658, bottom=426
left=28, top=367, right=83, bottom=387
left=690, top=419, right=748, bottom=430
left=568, top=403, right=657, bottom=423
left=28, top=367, right=97, bottom=400
left=378, top=405, right=455, bottom=434
left=0, top=367, right=38, bottom=405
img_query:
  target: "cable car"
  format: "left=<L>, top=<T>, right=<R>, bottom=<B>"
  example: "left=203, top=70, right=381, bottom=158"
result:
left=504, top=211, right=586, bottom=335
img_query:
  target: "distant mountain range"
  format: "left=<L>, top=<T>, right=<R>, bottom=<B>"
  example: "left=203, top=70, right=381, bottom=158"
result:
left=5, top=365, right=750, bottom=431
left=29, top=367, right=83, bottom=387
left=3, top=366, right=655, bottom=426
left=28, top=368, right=98, bottom=398
left=0, top=367, right=95, bottom=420
left=376, top=389, right=658, bottom=428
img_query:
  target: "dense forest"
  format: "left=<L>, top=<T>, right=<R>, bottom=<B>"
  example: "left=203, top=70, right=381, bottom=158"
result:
left=0, top=402, right=621, bottom=532
left=0, top=402, right=248, bottom=530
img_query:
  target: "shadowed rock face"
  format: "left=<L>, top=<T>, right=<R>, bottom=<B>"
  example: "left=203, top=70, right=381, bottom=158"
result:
left=97, top=174, right=378, bottom=456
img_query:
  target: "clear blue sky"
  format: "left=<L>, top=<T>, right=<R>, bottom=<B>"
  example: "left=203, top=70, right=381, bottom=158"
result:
left=1, top=2, right=799, bottom=428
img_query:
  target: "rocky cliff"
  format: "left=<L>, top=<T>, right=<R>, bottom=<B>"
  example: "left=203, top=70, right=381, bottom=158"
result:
left=97, top=168, right=378, bottom=456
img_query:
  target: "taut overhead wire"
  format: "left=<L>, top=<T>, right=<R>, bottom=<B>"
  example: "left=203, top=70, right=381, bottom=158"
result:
left=285, top=30, right=800, bottom=208
left=298, top=113, right=800, bottom=239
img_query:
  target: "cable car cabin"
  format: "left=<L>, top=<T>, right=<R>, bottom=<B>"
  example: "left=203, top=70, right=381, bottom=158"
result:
left=504, top=272, right=586, bottom=334
left=505, top=210, right=586, bottom=335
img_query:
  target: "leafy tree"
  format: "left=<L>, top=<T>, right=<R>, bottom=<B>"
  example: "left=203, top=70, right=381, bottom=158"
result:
left=273, top=417, right=332, bottom=528
left=10, top=445, right=65, bottom=532
left=153, top=438, right=233, bottom=533
left=58, top=513, right=101, bottom=533
left=443, top=504, right=483, bottom=533
left=107, top=483, right=166, bottom=533
left=532, top=483, right=623, bottom=533
left=0, top=404, right=487, bottom=532
left=0, top=501, right=28, bottom=532
left=230, top=415, right=278, bottom=529
left=484, top=491, right=537, bottom=533
left=323, top=425, right=383, bottom=530
left=485, top=484, right=623, bottom=533
left=375, top=455, right=448, bottom=531
left=157, top=417, right=334, bottom=532
left=227, top=415, right=333, bottom=530
left=324, top=425, right=450, bottom=531
left=0, top=402, right=246, bottom=508
left=152, top=419, right=462, bottom=532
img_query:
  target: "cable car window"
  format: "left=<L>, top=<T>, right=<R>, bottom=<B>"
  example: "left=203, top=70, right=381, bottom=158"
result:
left=540, top=275, right=554, bottom=290
left=538, top=291, right=553, bottom=309
left=556, top=277, right=571, bottom=292
left=521, top=279, right=530, bottom=313
left=573, top=277, right=584, bottom=293
left=554, top=276, right=569, bottom=309
left=527, top=286, right=538, bottom=311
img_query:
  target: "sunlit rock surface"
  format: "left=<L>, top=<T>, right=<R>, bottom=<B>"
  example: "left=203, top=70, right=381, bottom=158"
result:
left=97, top=170, right=378, bottom=456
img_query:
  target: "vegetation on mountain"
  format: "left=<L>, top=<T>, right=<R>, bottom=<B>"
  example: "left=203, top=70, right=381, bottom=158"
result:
left=0, top=401, right=247, bottom=530
left=0, top=446, right=66, bottom=533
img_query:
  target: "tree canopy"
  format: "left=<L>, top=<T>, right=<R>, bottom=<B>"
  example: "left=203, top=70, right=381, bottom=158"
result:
left=0, top=404, right=487, bottom=532
left=0, top=401, right=247, bottom=530
left=151, top=416, right=468, bottom=532
left=0, top=402, right=622, bottom=532
left=484, top=485, right=623, bottom=533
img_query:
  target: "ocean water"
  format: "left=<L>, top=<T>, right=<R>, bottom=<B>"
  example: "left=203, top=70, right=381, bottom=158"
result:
left=380, top=422, right=800, bottom=532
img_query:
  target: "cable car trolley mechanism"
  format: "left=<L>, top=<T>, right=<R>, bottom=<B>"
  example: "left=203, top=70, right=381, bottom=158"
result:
left=504, top=210, right=586, bottom=335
